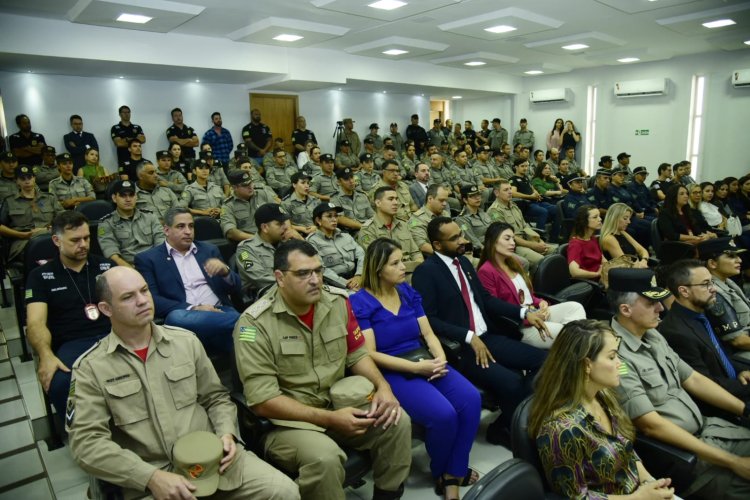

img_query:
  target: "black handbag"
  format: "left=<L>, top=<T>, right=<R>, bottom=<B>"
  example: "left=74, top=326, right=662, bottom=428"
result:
left=394, top=345, right=433, bottom=363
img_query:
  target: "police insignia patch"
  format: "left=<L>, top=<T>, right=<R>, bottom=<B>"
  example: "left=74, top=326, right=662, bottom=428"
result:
left=238, top=326, right=257, bottom=343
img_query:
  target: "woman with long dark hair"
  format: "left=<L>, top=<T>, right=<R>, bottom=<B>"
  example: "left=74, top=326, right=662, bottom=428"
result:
left=568, top=205, right=606, bottom=281
left=560, top=120, right=581, bottom=155
left=657, top=184, right=716, bottom=244
left=546, top=118, right=564, bottom=152
left=531, top=163, right=567, bottom=201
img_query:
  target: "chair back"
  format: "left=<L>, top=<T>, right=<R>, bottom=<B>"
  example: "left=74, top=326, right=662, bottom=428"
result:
left=557, top=199, right=573, bottom=241
left=463, top=459, right=546, bottom=500
left=532, top=254, right=572, bottom=295
left=24, top=234, right=58, bottom=276
left=650, top=219, right=662, bottom=256
left=510, top=397, right=548, bottom=484
left=193, top=216, right=224, bottom=240
left=557, top=242, right=568, bottom=259
left=75, top=200, right=115, bottom=222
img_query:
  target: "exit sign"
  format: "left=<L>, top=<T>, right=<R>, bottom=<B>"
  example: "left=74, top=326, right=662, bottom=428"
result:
left=635, top=129, right=650, bottom=136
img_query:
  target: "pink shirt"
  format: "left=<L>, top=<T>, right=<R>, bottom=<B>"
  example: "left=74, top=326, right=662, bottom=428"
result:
left=567, top=237, right=603, bottom=275
left=166, top=242, right=221, bottom=307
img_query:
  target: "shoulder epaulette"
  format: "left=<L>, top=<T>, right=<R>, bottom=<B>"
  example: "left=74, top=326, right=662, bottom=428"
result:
left=99, top=212, right=114, bottom=220
left=324, top=285, right=349, bottom=298
left=361, top=218, right=373, bottom=228
left=245, top=295, right=274, bottom=319
left=72, top=338, right=106, bottom=368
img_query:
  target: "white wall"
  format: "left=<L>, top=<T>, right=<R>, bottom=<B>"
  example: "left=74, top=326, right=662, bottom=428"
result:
left=513, top=52, right=750, bottom=180
left=450, top=95, right=514, bottom=137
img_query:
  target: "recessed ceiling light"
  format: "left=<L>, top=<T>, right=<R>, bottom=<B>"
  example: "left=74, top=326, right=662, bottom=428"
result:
left=195, top=79, right=200, bottom=83
left=119, top=75, right=124, bottom=79
left=702, top=19, right=736, bottom=29
left=116, top=13, right=152, bottom=24
left=452, top=95, right=462, bottom=99
left=382, top=49, right=408, bottom=56
left=421, top=93, right=424, bottom=96
left=368, top=0, right=407, bottom=10
left=617, top=57, right=640, bottom=63
left=273, top=34, right=303, bottom=42
left=524, top=70, right=544, bottom=75
left=27, top=70, right=33, bottom=73
left=484, top=25, right=517, bottom=34
left=562, top=43, right=589, bottom=50
left=464, top=61, right=486, bottom=66
left=745, top=40, right=750, bottom=45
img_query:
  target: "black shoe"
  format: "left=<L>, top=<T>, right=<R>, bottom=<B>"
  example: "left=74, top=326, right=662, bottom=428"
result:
left=486, top=420, right=511, bottom=447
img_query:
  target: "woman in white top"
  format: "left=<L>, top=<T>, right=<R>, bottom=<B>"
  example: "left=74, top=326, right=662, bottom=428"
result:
left=699, top=181, right=728, bottom=230
left=296, top=139, right=316, bottom=169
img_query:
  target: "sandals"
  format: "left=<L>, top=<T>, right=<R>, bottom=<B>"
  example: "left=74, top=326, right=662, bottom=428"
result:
left=434, top=468, right=480, bottom=498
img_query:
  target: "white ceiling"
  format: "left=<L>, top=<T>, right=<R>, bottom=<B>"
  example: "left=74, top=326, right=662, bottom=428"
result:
left=1, top=0, right=749, bottom=92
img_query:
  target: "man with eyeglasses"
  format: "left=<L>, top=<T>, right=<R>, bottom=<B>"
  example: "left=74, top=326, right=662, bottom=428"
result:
left=265, top=148, right=298, bottom=198
left=660, top=259, right=750, bottom=405
left=609, top=268, right=750, bottom=499
left=234, top=239, right=411, bottom=500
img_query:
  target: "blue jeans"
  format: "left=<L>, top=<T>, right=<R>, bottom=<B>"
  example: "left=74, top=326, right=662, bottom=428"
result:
left=49, top=334, right=108, bottom=417
left=527, top=202, right=561, bottom=241
left=165, top=305, right=239, bottom=355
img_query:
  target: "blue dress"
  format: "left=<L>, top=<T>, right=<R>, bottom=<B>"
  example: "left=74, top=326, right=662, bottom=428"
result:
left=350, top=283, right=481, bottom=479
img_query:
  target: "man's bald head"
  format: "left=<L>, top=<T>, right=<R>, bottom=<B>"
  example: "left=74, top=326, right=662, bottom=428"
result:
left=96, top=267, right=145, bottom=305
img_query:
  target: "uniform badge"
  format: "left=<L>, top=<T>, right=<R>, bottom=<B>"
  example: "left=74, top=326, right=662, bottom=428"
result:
left=618, top=360, right=629, bottom=375
left=98, top=226, right=106, bottom=237
left=238, top=326, right=257, bottom=343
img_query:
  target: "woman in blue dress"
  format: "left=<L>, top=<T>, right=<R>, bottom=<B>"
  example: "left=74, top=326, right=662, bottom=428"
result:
left=350, top=238, right=481, bottom=500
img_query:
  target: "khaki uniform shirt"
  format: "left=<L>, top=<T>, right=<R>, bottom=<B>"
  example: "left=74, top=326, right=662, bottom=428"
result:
left=310, top=172, right=339, bottom=199
left=281, top=194, right=319, bottom=228
left=358, top=213, right=423, bottom=272
left=487, top=199, right=537, bottom=239
left=236, top=236, right=277, bottom=293
left=472, top=160, right=497, bottom=185
left=235, top=286, right=368, bottom=430
left=0, top=175, right=19, bottom=201
left=0, top=191, right=63, bottom=231
left=342, top=130, right=361, bottom=156
left=307, top=229, right=365, bottom=288
left=49, top=176, right=94, bottom=203
left=401, top=156, right=417, bottom=178
left=135, top=184, right=180, bottom=222
left=98, top=209, right=165, bottom=264
left=33, top=164, right=60, bottom=191
left=265, top=164, right=298, bottom=191
left=330, top=191, right=374, bottom=223
left=355, top=171, right=380, bottom=193
left=489, top=128, right=508, bottom=150
left=368, top=179, right=414, bottom=222
left=512, top=129, right=535, bottom=149
left=453, top=164, right=483, bottom=188
left=408, top=207, right=448, bottom=250
left=301, top=161, right=322, bottom=178
left=208, top=167, right=229, bottom=189
left=335, top=152, right=360, bottom=171
left=67, top=324, right=242, bottom=495
left=157, top=169, right=188, bottom=194
left=455, top=208, right=492, bottom=251
left=220, top=190, right=276, bottom=237
left=429, top=166, right=456, bottom=190
left=182, top=181, right=224, bottom=210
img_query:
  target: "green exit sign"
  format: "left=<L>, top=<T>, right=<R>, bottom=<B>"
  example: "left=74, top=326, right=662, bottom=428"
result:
left=635, top=129, right=650, bottom=136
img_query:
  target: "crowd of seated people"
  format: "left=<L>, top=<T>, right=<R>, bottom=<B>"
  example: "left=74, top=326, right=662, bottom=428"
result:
left=4, top=107, right=750, bottom=500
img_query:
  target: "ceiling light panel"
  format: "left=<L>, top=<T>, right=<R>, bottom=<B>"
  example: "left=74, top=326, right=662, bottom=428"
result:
left=431, top=51, right=518, bottom=69
left=383, top=49, right=409, bottom=55
left=439, top=7, right=562, bottom=41
left=593, top=0, right=699, bottom=14
left=702, top=19, right=736, bottom=29
left=346, top=36, right=448, bottom=59
left=562, top=43, right=589, bottom=50
left=617, top=57, right=640, bottom=63
left=524, top=70, right=544, bottom=75
left=68, top=0, right=204, bottom=33
left=525, top=31, right=626, bottom=55
left=311, top=0, right=459, bottom=21
left=656, top=3, right=750, bottom=36
left=228, top=17, right=349, bottom=47
left=368, top=0, right=407, bottom=10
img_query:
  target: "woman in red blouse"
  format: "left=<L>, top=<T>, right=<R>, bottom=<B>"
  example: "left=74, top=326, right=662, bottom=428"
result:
left=568, top=205, right=607, bottom=281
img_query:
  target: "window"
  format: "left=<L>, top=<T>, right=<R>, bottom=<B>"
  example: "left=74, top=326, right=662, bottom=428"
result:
left=584, top=85, right=598, bottom=174
left=686, top=75, right=706, bottom=177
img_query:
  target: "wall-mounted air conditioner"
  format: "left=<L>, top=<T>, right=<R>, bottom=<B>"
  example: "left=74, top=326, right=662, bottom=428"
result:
left=529, top=88, right=568, bottom=103
left=732, top=69, right=750, bottom=88
left=614, top=78, right=667, bottom=98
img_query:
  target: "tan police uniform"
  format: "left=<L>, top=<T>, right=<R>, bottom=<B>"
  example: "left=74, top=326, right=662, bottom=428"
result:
left=234, top=287, right=412, bottom=500
left=407, top=207, right=449, bottom=251
left=182, top=181, right=225, bottom=210
left=358, top=213, right=423, bottom=272
left=209, top=167, right=229, bottom=190
left=265, top=164, right=298, bottom=192
left=0, top=191, right=64, bottom=260
left=334, top=151, right=359, bottom=171
left=367, top=179, right=414, bottom=222
left=306, top=229, right=365, bottom=289
left=236, top=236, right=277, bottom=294
left=135, top=184, right=180, bottom=222
left=355, top=171, right=380, bottom=193
left=219, top=190, right=275, bottom=237
left=310, top=172, right=339, bottom=199
left=33, top=164, right=60, bottom=191
left=49, top=175, right=95, bottom=204
left=157, top=169, right=188, bottom=194
left=0, top=175, right=19, bottom=201
left=281, top=194, right=319, bottom=228
left=330, top=191, right=374, bottom=223
left=98, top=208, right=165, bottom=264
left=67, top=324, right=298, bottom=500
left=455, top=207, right=493, bottom=252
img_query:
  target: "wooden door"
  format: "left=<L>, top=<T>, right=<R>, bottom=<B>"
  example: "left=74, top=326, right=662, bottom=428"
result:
left=249, top=94, right=298, bottom=153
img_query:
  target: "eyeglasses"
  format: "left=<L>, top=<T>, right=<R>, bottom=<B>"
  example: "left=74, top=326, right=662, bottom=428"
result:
left=281, top=267, right=324, bottom=280
left=682, top=281, right=715, bottom=291
left=383, top=169, right=400, bottom=173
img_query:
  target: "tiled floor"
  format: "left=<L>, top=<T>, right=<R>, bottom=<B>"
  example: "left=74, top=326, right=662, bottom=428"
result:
left=0, top=281, right=515, bottom=499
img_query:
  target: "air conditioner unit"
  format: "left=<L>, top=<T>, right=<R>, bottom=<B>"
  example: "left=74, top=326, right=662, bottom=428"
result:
left=732, top=69, right=750, bottom=88
left=614, top=78, right=667, bottom=98
left=529, top=88, right=567, bottom=103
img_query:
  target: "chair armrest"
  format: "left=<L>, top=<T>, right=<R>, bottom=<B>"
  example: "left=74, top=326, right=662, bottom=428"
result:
left=534, top=292, right=560, bottom=304
left=437, top=335, right=463, bottom=366
left=230, top=391, right=274, bottom=453
left=634, top=434, right=697, bottom=493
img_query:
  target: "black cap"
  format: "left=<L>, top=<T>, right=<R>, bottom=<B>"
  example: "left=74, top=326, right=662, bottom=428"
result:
left=156, top=150, right=170, bottom=159
left=460, top=185, right=481, bottom=198
left=111, top=179, right=136, bottom=195
left=359, top=153, right=373, bottom=163
left=595, top=168, right=612, bottom=177
left=254, top=203, right=290, bottom=227
left=336, top=168, right=355, bottom=180
left=369, top=123, right=379, bottom=130
left=698, top=237, right=746, bottom=261
left=228, top=170, right=253, bottom=186
left=633, top=166, right=648, bottom=176
left=477, top=145, right=491, bottom=153
left=320, top=153, right=334, bottom=163
left=608, top=268, right=671, bottom=300
left=617, top=152, right=631, bottom=160
left=290, top=171, right=311, bottom=184
left=599, top=155, right=612, bottom=166
left=313, top=202, right=344, bottom=220
left=235, top=143, right=247, bottom=151
left=15, top=165, right=34, bottom=178
left=193, top=159, right=209, bottom=169
left=199, top=151, right=213, bottom=159
left=339, top=139, right=351, bottom=148
left=611, top=166, right=626, bottom=176
left=56, top=152, right=73, bottom=163
left=43, top=145, right=56, bottom=154
left=567, top=176, right=585, bottom=187
left=0, top=152, right=16, bottom=162
left=363, top=137, right=374, bottom=144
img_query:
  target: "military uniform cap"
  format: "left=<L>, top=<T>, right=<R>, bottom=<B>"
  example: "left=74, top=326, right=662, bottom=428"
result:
left=44, top=145, right=56, bottom=154
left=313, top=202, right=344, bottom=220
left=112, top=180, right=136, bottom=195
left=172, top=431, right=223, bottom=497
left=156, top=150, right=170, bottom=159
left=199, top=151, right=213, bottom=160
left=0, top=152, right=17, bottom=162
left=617, top=152, right=631, bottom=160
left=228, top=170, right=252, bottom=186
left=460, top=185, right=481, bottom=198
left=56, top=152, right=73, bottom=163
left=255, top=203, right=290, bottom=226
left=363, top=137, right=374, bottom=144
left=330, top=375, right=374, bottom=411
left=343, top=118, right=354, bottom=124
left=598, top=155, right=613, bottom=166
left=359, top=153, right=373, bottom=163
left=698, top=237, right=746, bottom=261
left=339, top=140, right=351, bottom=148
left=320, top=153, right=334, bottom=162
left=290, top=171, right=311, bottom=184
left=235, top=143, right=247, bottom=151
left=611, top=166, right=626, bottom=176
left=194, top=159, right=209, bottom=169
left=632, top=166, right=649, bottom=176
left=477, top=145, right=491, bottom=153
left=608, top=268, right=671, bottom=300
left=567, top=176, right=585, bottom=187
left=595, top=168, right=612, bottom=177
left=15, top=165, right=34, bottom=178
left=336, top=168, right=354, bottom=180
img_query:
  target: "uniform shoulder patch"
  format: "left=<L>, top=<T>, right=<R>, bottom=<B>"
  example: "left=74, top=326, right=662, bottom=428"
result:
left=246, top=296, right=273, bottom=319
left=72, top=338, right=105, bottom=369
left=99, top=212, right=114, bottom=221
left=323, top=285, right=349, bottom=298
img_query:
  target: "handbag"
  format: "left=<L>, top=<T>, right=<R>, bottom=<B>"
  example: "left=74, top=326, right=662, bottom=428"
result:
left=600, top=255, right=636, bottom=289
left=726, top=216, right=742, bottom=237
left=394, top=345, right=433, bottom=363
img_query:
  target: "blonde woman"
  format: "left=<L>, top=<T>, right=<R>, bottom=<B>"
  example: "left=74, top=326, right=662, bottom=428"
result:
left=600, top=203, right=649, bottom=267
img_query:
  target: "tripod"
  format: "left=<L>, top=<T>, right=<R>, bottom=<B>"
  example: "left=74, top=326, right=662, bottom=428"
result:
left=333, top=121, right=344, bottom=153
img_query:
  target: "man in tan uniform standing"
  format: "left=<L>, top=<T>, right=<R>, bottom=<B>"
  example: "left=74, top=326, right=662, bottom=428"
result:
left=67, top=266, right=299, bottom=500
left=234, top=240, right=412, bottom=500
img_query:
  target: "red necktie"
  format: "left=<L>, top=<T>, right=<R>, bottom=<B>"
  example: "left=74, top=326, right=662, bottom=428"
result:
left=453, top=258, right=476, bottom=331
